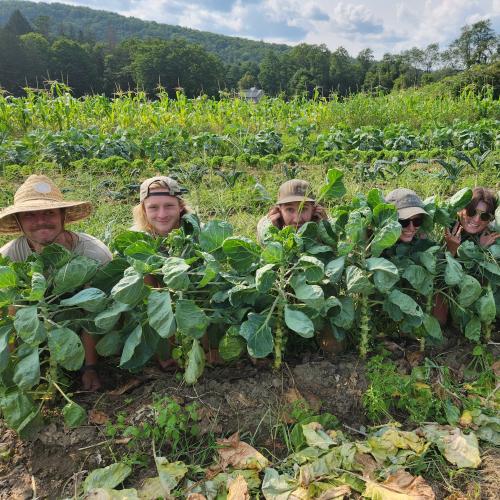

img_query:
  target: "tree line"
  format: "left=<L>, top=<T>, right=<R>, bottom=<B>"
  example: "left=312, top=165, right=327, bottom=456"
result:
left=0, top=9, right=498, bottom=98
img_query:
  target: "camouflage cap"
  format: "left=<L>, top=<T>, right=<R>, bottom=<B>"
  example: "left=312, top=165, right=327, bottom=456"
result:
left=277, top=179, right=315, bottom=205
left=139, top=176, right=183, bottom=202
left=385, top=188, right=428, bottom=220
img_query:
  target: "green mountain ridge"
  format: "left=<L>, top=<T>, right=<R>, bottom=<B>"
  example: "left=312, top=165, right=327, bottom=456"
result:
left=0, top=0, right=291, bottom=63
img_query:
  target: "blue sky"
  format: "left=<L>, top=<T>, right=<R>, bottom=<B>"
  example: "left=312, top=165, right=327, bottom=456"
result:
left=32, top=0, right=500, bottom=57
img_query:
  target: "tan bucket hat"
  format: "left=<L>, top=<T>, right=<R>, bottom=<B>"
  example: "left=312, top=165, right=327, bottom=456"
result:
left=139, top=176, right=184, bottom=203
left=277, top=179, right=315, bottom=205
left=0, top=175, right=92, bottom=234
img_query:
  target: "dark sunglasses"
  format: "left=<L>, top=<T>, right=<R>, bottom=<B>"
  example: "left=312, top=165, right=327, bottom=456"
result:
left=399, top=217, right=423, bottom=228
left=465, top=207, right=493, bottom=222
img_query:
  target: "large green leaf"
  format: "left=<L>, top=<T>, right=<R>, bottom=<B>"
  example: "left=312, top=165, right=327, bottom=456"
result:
left=325, top=256, right=345, bottom=284
left=0, top=266, right=17, bottom=288
left=52, top=256, right=99, bottom=295
left=13, top=346, right=40, bottom=390
left=366, top=257, right=399, bottom=293
left=284, top=306, right=314, bottom=338
left=60, top=288, right=107, bottom=312
left=219, top=326, right=246, bottom=362
left=147, top=290, right=175, bottom=338
left=197, top=253, right=219, bottom=288
left=402, top=265, right=433, bottom=296
left=91, top=258, right=130, bottom=293
left=317, top=168, right=346, bottom=201
left=388, top=290, right=423, bottom=318
left=175, top=299, right=209, bottom=339
left=444, top=253, right=464, bottom=286
left=457, top=275, right=482, bottom=307
left=298, top=256, right=324, bottom=282
left=95, top=301, right=130, bottom=331
left=345, top=266, right=373, bottom=295
left=331, top=297, right=355, bottom=329
left=475, top=288, right=496, bottom=323
left=25, top=272, right=47, bottom=301
left=464, top=316, right=481, bottom=342
left=62, top=401, right=87, bottom=428
left=367, top=188, right=385, bottom=209
left=290, top=273, right=324, bottom=309
left=262, top=242, right=285, bottom=264
left=162, top=257, right=190, bottom=290
left=422, top=314, right=443, bottom=342
left=0, top=390, right=41, bottom=436
left=111, top=267, right=145, bottom=305
left=199, top=220, right=233, bottom=252
left=184, top=339, right=205, bottom=385
left=256, top=264, right=276, bottom=293
left=96, top=331, right=123, bottom=356
left=48, top=327, right=85, bottom=371
left=0, top=324, right=12, bottom=373
left=370, top=220, right=401, bottom=257
left=120, top=324, right=142, bottom=366
left=120, top=325, right=158, bottom=370
left=83, top=463, right=132, bottom=493
left=14, top=306, right=45, bottom=345
left=223, top=237, right=261, bottom=273
left=372, top=203, right=398, bottom=226
left=239, top=313, right=273, bottom=358
left=39, top=243, right=72, bottom=269
left=448, top=187, right=473, bottom=212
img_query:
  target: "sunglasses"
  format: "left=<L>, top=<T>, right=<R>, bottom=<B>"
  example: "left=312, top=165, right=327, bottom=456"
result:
left=399, top=217, right=423, bottom=228
left=465, top=207, right=493, bottom=222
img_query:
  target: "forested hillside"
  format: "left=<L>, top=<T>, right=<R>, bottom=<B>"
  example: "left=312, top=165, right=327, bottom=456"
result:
left=0, top=0, right=290, bottom=63
left=0, top=1, right=498, bottom=98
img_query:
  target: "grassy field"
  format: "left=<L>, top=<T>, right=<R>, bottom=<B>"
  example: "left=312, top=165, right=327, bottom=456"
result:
left=0, top=83, right=498, bottom=245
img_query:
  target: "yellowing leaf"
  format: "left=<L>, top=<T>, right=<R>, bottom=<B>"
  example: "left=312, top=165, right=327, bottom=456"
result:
left=317, top=485, right=351, bottom=499
left=363, top=470, right=435, bottom=500
left=422, top=425, right=481, bottom=468
left=217, top=433, right=269, bottom=471
left=227, top=475, right=249, bottom=500
left=155, top=458, right=188, bottom=495
left=367, top=427, right=427, bottom=462
left=302, top=422, right=336, bottom=450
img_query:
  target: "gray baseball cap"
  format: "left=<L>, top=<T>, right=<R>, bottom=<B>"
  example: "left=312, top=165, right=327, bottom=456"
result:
left=385, top=188, right=428, bottom=220
left=140, top=176, right=183, bottom=202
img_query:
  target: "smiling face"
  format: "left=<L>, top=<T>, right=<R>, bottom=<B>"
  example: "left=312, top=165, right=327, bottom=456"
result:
left=398, top=216, right=423, bottom=243
left=17, top=208, right=64, bottom=245
left=278, top=201, right=315, bottom=228
left=459, top=201, right=491, bottom=235
left=143, top=190, right=182, bottom=236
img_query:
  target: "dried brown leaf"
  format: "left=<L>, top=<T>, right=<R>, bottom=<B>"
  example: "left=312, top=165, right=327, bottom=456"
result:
left=107, top=378, right=142, bottom=397
left=364, top=470, right=435, bottom=500
left=354, top=452, right=378, bottom=479
left=88, top=410, right=109, bottom=425
left=216, top=432, right=269, bottom=471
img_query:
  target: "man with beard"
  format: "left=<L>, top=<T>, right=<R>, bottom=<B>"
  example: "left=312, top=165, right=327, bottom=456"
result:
left=0, top=175, right=112, bottom=391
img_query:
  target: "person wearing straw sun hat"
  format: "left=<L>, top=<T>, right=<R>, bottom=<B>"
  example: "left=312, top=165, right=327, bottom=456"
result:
left=0, top=175, right=112, bottom=391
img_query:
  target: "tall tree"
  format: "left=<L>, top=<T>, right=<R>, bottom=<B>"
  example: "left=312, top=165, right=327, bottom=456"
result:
left=4, top=9, right=32, bottom=36
left=449, top=19, right=499, bottom=68
left=258, top=50, right=282, bottom=95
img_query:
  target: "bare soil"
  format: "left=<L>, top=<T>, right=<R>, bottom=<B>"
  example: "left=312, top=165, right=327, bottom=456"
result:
left=0, top=345, right=497, bottom=499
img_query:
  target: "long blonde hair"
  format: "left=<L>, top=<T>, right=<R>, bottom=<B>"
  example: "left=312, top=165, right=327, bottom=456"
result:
left=132, top=180, right=192, bottom=235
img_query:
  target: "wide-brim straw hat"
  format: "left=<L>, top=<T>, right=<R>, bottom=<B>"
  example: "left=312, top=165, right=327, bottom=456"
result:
left=0, top=175, right=93, bottom=234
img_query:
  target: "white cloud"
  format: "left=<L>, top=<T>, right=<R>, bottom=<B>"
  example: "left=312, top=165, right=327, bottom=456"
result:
left=29, top=0, right=500, bottom=57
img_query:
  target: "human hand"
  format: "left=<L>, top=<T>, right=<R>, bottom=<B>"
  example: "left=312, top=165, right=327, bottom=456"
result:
left=313, top=204, right=328, bottom=221
left=444, top=222, right=462, bottom=256
left=268, top=206, right=282, bottom=227
left=82, top=368, right=101, bottom=391
left=479, top=231, right=500, bottom=248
